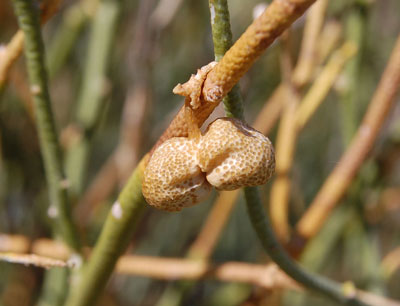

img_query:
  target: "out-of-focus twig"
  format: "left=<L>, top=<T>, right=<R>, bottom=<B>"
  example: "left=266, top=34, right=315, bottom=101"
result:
left=0, top=31, right=24, bottom=89
left=0, top=253, right=67, bottom=269
left=296, top=35, right=400, bottom=241
left=150, top=0, right=184, bottom=30
left=244, top=187, right=368, bottom=306
left=270, top=32, right=301, bottom=242
left=2, top=234, right=398, bottom=306
left=381, top=247, right=400, bottom=279
left=295, top=42, right=358, bottom=130
left=316, top=20, right=342, bottom=65
left=47, top=0, right=99, bottom=78
left=292, top=0, right=328, bottom=87
left=188, top=190, right=239, bottom=259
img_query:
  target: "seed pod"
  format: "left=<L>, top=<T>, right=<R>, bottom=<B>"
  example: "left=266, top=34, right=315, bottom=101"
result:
left=142, top=137, right=212, bottom=211
left=198, top=117, right=275, bottom=190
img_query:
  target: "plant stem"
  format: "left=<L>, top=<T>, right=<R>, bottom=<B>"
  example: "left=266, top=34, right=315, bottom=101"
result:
left=11, top=0, right=80, bottom=252
left=244, top=187, right=368, bottom=306
left=65, top=157, right=147, bottom=306
left=156, top=0, right=318, bottom=148
left=208, top=2, right=368, bottom=304
left=209, top=0, right=243, bottom=120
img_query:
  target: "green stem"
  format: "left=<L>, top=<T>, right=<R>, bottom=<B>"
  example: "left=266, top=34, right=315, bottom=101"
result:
left=65, top=0, right=119, bottom=196
left=64, top=159, right=147, bottom=306
left=209, top=0, right=243, bottom=120
left=11, top=0, right=80, bottom=252
left=209, top=3, right=368, bottom=302
left=37, top=268, right=69, bottom=306
left=243, top=187, right=369, bottom=306
left=209, top=2, right=370, bottom=303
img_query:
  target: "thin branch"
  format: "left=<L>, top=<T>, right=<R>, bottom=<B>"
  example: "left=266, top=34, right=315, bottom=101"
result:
left=203, top=0, right=317, bottom=103
left=0, top=253, right=67, bottom=269
left=316, top=20, right=342, bottom=65
left=270, top=31, right=300, bottom=242
left=11, top=0, right=80, bottom=252
left=381, top=247, right=400, bottom=279
left=2, top=235, right=398, bottom=306
left=47, top=0, right=99, bottom=78
left=209, top=0, right=243, bottom=119
left=0, top=31, right=24, bottom=89
left=244, top=187, right=368, bottom=305
left=65, top=157, right=148, bottom=306
left=296, top=35, right=400, bottom=240
left=292, top=0, right=329, bottom=86
left=295, top=41, right=358, bottom=130
left=155, top=0, right=318, bottom=149
left=188, top=189, right=239, bottom=259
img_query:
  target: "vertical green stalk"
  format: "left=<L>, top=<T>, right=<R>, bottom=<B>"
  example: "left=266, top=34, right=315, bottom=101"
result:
left=206, top=3, right=368, bottom=305
left=37, top=268, right=69, bottom=306
left=11, top=0, right=80, bottom=252
left=209, top=0, right=243, bottom=120
left=65, top=0, right=119, bottom=196
left=243, top=187, right=368, bottom=306
left=64, top=159, right=147, bottom=306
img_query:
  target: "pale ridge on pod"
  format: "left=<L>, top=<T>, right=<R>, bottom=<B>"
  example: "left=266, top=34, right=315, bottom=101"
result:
left=142, top=118, right=275, bottom=211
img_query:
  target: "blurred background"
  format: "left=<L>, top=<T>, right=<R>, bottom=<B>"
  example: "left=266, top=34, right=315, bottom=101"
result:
left=0, top=0, right=400, bottom=305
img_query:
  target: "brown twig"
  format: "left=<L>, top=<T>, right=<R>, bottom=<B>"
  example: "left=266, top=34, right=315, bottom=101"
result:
left=0, top=31, right=24, bottom=88
left=295, top=41, right=358, bottom=130
left=292, top=0, right=328, bottom=86
left=190, top=7, right=341, bottom=256
left=381, top=246, right=400, bottom=279
left=1, top=234, right=399, bottom=306
left=317, top=20, right=342, bottom=65
left=154, top=0, right=318, bottom=149
left=270, top=31, right=300, bottom=242
left=0, top=253, right=67, bottom=269
left=296, top=35, right=400, bottom=241
left=188, top=190, right=240, bottom=259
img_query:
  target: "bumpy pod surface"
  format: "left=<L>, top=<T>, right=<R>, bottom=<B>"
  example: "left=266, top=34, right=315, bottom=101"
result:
left=142, top=137, right=212, bottom=211
left=198, top=118, right=275, bottom=190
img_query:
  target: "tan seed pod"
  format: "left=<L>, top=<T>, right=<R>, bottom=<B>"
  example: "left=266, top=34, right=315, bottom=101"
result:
left=142, top=137, right=212, bottom=212
left=198, top=117, right=275, bottom=190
